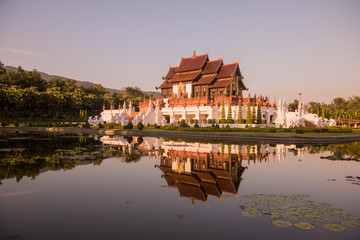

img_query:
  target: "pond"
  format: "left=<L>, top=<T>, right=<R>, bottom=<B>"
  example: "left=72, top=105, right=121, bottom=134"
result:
left=0, top=133, right=359, bottom=240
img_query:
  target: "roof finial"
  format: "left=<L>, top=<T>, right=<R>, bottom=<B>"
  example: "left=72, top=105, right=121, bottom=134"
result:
left=180, top=53, right=182, bottom=58
left=193, top=50, right=196, bottom=57
left=237, top=57, right=241, bottom=63
left=207, top=49, right=210, bottom=54
left=168, top=64, right=171, bottom=68
left=221, top=54, right=225, bottom=59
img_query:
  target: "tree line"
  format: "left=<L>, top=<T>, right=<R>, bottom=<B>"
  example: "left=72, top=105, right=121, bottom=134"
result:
left=0, top=61, right=152, bottom=122
left=288, top=97, right=360, bottom=123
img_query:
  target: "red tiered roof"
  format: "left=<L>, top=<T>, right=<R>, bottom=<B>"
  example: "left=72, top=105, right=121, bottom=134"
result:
left=164, top=66, right=178, bottom=80
left=177, top=53, right=208, bottom=72
left=171, top=69, right=202, bottom=82
left=209, top=77, right=233, bottom=88
left=202, top=59, right=223, bottom=74
left=193, top=73, right=217, bottom=86
left=158, top=80, right=172, bottom=89
left=217, top=63, right=238, bottom=79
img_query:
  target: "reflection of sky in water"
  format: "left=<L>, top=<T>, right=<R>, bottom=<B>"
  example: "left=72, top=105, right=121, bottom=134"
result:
left=0, top=134, right=359, bottom=239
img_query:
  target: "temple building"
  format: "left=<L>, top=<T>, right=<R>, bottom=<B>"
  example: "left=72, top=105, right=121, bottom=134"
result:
left=137, top=51, right=276, bottom=125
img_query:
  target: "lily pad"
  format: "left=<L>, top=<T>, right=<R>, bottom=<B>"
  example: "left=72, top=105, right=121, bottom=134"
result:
left=272, top=220, right=293, bottom=228
left=340, top=220, right=360, bottom=228
left=322, top=223, right=346, bottom=232
left=305, top=214, right=325, bottom=222
left=269, top=213, right=282, bottom=219
left=294, top=222, right=316, bottom=230
left=347, top=216, right=360, bottom=223
left=243, top=195, right=257, bottom=199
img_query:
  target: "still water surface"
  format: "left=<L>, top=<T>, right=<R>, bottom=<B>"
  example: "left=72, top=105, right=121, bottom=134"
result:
left=0, top=133, right=359, bottom=239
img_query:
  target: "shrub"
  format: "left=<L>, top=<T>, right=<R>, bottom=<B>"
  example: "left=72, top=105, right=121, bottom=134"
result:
left=126, top=122, right=133, bottom=130
left=98, top=123, right=103, bottom=128
left=219, top=119, right=227, bottom=124
left=268, top=128, right=276, bottom=133
left=313, top=129, right=321, bottom=133
left=245, top=124, right=249, bottom=128
left=225, top=124, right=231, bottom=128
left=227, top=119, right=234, bottom=124
left=284, top=128, right=291, bottom=132
left=321, top=128, right=329, bottom=132
left=190, top=119, right=194, bottom=124
left=194, top=123, right=199, bottom=128
left=296, top=129, right=304, bottom=134
left=180, top=119, right=188, bottom=127
left=202, top=119, right=207, bottom=124
left=137, top=136, right=143, bottom=144
left=215, top=124, right=220, bottom=129
left=137, top=122, right=144, bottom=131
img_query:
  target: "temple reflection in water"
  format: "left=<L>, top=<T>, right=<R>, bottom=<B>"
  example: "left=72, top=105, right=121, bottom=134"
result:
left=100, top=136, right=308, bottom=205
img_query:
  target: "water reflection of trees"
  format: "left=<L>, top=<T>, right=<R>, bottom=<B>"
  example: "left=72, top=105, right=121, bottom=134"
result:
left=307, top=142, right=360, bottom=161
left=0, top=133, right=141, bottom=184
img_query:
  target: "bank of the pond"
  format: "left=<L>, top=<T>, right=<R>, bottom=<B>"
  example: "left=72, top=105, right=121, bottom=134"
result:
left=1, top=126, right=360, bottom=144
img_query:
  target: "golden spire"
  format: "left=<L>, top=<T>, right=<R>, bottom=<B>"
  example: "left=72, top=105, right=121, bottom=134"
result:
left=193, top=50, right=196, bottom=57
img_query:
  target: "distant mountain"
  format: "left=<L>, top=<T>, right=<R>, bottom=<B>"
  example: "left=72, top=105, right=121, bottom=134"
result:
left=4, top=65, right=161, bottom=97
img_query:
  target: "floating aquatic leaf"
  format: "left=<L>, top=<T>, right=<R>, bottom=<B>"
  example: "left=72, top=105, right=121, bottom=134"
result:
left=243, top=195, right=257, bottom=199
left=330, top=210, right=350, bottom=218
left=292, top=194, right=310, bottom=199
left=269, top=199, right=284, bottom=205
left=272, top=220, right=293, bottom=228
left=322, top=223, right=346, bottom=232
left=340, top=220, right=360, bottom=228
left=269, top=213, right=282, bottom=219
left=305, top=214, right=325, bottom=222
left=300, top=208, right=314, bottom=215
left=294, top=222, right=316, bottom=230
left=284, top=212, right=303, bottom=219
left=347, top=216, right=360, bottom=223
left=242, top=209, right=261, bottom=217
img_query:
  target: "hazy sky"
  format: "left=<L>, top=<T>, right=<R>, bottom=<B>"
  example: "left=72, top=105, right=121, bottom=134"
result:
left=0, top=0, right=359, bottom=103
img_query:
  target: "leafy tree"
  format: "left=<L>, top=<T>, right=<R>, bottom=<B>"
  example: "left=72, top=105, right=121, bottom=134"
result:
left=257, top=101, right=262, bottom=124
left=246, top=99, right=252, bottom=124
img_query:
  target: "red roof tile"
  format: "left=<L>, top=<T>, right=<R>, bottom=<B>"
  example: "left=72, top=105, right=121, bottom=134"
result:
left=158, top=80, right=172, bottom=89
left=202, top=59, right=222, bottom=74
left=217, top=63, right=238, bottom=79
left=171, top=69, right=202, bottom=83
left=164, top=66, right=178, bottom=80
left=177, top=54, right=208, bottom=73
left=193, top=73, right=217, bottom=86
left=209, top=78, right=233, bottom=88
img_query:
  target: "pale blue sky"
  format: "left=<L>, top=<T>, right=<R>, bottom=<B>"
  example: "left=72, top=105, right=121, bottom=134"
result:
left=0, top=0, right=359, bottom=103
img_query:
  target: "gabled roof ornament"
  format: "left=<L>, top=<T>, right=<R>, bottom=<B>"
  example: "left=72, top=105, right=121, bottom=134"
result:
left=221, top=54, right=225, bottom=59
left=237, top=57, right=241, bottom=63
left=193, top=50, right=196, bottom=57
